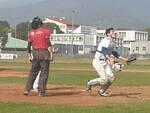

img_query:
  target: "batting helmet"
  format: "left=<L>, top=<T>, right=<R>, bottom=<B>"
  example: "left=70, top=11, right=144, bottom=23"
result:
left=31, top=16, right=43, bottom=29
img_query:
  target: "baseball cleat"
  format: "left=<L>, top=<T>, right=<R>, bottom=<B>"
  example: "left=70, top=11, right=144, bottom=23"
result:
left=98, top=90, right=109, bottom=97
left=38, top=91, right=46, bottom=97
left=32, top=88, right=39, bottom=92
left=23, top=90, right=29, bottom=95
left=32, top=87, right=39, bottom=92
left=85, top=80, right=91, bottom=92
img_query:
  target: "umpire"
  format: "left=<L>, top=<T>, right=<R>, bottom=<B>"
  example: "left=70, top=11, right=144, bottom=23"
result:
left=23, top=16, right=53, bottom=97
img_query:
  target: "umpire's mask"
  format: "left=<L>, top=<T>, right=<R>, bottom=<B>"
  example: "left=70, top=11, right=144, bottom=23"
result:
left=31, top=16, right=43, bottom=30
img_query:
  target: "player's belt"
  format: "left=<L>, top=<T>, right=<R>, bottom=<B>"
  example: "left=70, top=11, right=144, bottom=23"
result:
left=99, top=59, right=105, bottom=61
left=95, top=57, right=105, bottom=61
left=95, top=58, right=105, bottom=61
left=96, top=50, right=102, bottom=53
left=95, top=50, right=105, bottom=61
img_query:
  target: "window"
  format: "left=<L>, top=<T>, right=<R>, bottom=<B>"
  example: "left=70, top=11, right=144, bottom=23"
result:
left=97, top=36, right=101, bottom=42
left=60, top=25, right=65, bottom=29
left=79, top=37, right=83, bottom=41
left=122, top=32, right=126, bottom=37
left=51, top=37, right=53, bottom=41
left=136, top=47, right=139, bottom=51
left=79, top=45, right=83, bottom=50
left=143, top=47, right=146, bottom=51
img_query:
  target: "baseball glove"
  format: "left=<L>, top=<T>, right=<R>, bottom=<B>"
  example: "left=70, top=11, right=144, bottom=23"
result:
left=126, top=56, right=137, bottom=65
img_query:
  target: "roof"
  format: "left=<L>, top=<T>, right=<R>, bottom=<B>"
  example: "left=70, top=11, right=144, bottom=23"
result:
left=5, top=36, right=27, bottom=49
left=45, top=16, right=80, bottom=27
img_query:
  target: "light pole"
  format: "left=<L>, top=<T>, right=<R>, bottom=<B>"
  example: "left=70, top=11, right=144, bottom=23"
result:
left=14, top=22, right=17, bottom=53
left=71, top=10, right=75, bottom=56
left=0, top=38, right=2, bottom=54
left=71, top=10, right=75, bottom=32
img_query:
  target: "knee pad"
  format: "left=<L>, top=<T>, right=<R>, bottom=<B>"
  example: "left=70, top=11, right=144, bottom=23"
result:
left=99, top=78, right=108, bottom=85
left=108, top=76, right=115, bottom=83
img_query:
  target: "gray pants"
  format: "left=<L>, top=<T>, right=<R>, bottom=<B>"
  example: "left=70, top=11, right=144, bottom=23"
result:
left=25, top=59, right=50, bottom=93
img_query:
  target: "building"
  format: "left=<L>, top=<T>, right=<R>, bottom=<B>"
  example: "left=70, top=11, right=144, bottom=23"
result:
left=1, top=33, right=27, bottom=57
left=51, top=25, right=97, bottom=55
left=117, top=30, right=148, bottom=47
left=95, top=30, right=149, bottom=56
left=116, top=30, right=148, bottom=56
left=51, top=27, right=149, bottom=56
left=5, top=33, right=27, bottom=50
left=43, top=16, right=79, bottom=34
left=43, top=16, right=149, bottom=57
left=130, top=41, right=150, bottom=57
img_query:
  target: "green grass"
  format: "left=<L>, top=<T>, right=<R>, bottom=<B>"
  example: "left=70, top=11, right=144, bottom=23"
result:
left=1, top=57, right=150, bottom=71
left=49, top=71, right=96, bottom=85
left=0, top=71, right=96, bottom=85
left=0, top=77, right=26, bottom=83
left=0, top=57, right=150, bottom=113
left=0, top=71, right=150, bottom=86
left=0, top=57, right=92, bottom=71
left=0, top=57, right=150, bottom=86
left=115, top=72, right=150, bottom=86
left=0, top=102, right=150, bottom=113
left=51, top=63, right=91, bottom=69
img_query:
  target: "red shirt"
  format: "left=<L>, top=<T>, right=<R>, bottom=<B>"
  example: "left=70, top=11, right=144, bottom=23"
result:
left=28, top=27, right=51, bottom=49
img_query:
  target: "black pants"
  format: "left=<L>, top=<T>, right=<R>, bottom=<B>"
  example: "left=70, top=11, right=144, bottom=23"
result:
left=25, top=59, right=50, bottom=93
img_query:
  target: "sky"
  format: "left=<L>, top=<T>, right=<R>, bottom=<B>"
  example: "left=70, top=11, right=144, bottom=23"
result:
left=0, top=0, right=46, bottom=8
left=0, top=0, right=150, bottom=29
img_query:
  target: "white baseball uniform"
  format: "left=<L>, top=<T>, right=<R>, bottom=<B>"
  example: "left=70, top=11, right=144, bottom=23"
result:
left=88, top=37, right=115, bottom=87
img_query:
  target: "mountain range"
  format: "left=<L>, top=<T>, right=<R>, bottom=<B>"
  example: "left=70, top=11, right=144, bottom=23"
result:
left=0, top=0, right=150, bottom=29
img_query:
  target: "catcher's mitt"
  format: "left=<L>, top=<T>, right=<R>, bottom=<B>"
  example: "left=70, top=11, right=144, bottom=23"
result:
left=126, top=56, right=137, bottom=65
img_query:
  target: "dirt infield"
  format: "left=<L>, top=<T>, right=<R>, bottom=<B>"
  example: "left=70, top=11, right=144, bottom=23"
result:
left=0, top=68, right=150, bottom=105
left=0, top=68, right=28, bottom=77
left=0, top=84, right=150, bottom=105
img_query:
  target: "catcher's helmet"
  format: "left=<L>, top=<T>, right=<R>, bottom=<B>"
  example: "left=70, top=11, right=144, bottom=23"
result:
left=31, top=16, right=43, bottom=29
left=105, top=27, right=114, bottom=36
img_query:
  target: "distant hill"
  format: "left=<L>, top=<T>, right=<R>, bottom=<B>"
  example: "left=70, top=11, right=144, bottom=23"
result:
left=0, top=0, right=149, bottom=29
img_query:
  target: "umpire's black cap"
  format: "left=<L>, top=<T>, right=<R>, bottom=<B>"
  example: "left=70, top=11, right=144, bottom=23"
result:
left=31, top=16, right=43, bottom=29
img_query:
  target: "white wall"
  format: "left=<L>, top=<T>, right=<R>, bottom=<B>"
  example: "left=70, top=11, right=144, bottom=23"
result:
left=117, top=30, right=148, bottom=41
left=130, top=41, right=150, bottom=55
left=51, top=34, right=84, bottom=45
left=73, top=26, right=82, bottom=34
left=44, top=18, right=67, bottom=33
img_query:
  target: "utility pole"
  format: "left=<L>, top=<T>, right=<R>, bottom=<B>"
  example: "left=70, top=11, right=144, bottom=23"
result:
left=0, top=38, right=2, bottom=54
left=71, top=10, right=75, bottom=56
left=14, top=22, right=17, bottom=54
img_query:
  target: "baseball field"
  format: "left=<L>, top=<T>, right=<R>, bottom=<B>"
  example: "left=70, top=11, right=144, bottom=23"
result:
left=0, top=55, right=150, bottom=113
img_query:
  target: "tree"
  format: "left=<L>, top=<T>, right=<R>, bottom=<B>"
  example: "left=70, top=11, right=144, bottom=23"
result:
left=16, top=22, right=64, bottom=41
left=43, top=23, right=64, bottom=34
left=0, top=20, right=10, bottom=48
left=0, top=34, right=8, bottom=48
left=16, top=22, right=29, bottom=41
left=0, top=20, right=10, bottom=30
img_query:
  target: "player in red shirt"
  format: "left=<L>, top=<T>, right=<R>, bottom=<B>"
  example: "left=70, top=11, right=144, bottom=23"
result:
left=23, top=17, right=53, bottom=97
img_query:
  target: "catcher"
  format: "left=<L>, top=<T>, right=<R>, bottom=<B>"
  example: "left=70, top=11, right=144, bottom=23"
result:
left=86, top=50, right=136, bottom=96
left=85, top=27, right=136, bottom=97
